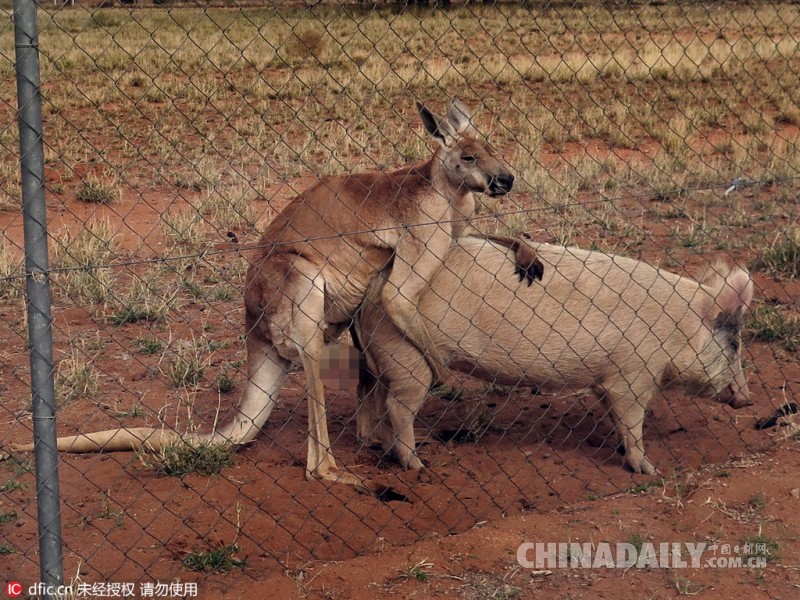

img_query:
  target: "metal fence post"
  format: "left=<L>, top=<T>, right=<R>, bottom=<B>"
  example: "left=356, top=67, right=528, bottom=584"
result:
left=13, top=0, right=64, bottom=593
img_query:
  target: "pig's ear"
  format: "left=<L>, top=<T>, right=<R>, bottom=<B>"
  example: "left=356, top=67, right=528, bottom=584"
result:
left=716, top=268, right=753, bottom=314
left=702, top=265, right=753, bottom=328
left=706, top=267, right=753, bottom=330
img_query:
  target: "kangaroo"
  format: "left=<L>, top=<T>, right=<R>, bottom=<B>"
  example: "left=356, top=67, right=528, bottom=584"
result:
left=355, top=238, right=753, bottom=476
left=14, top=101, right=543, bottom=489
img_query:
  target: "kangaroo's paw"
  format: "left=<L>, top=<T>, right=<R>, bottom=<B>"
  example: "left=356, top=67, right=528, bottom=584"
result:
left=515, top=254, right=545, bottom=286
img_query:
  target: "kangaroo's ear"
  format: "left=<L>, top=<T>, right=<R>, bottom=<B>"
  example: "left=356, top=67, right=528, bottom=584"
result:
left=447, top=99, right=476, bottom=136
left=418, top=101, right=457, bottom=147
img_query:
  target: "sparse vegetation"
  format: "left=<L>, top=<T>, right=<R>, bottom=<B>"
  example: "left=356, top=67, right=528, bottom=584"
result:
left=172, top=157, right=222, bottom=191
left=108, top=268, right=178, bottom=325
left=748, top=491, right=767, bottom=510
left=183, top=544, right=246, bottom=573
left=0, top=239, right=24, bottom=303
left=674, top=575, right=705, bottom=595
left=0, top=480, right=24, bottom=493
left=137, top=337, right=165, bottom=356
left=628, top=479, right=666, bottom=495
left=747, top=304, right=800, bottom=352
left=161, top=209, right=209, bottom=250
left=627, top=532, right=647, bottom=554
left=55, top=340, right=100, bottom=406
left=52, top=220, right=119, bottom=305
left=169, top=342, right=207, bottom=388
left=404, top=559, right=434, bottom=583
left=138, top=440, right=233, bottom=477
left=214, top=371, right=236, bottom=393
left=743, top=533, right=780, bottom=562
left=76, top=171, right=119, bottom=204
left=753, top=228, right=800, bottom=278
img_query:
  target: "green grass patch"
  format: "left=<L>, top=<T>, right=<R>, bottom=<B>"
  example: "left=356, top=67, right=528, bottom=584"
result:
left=138, top=440, right=233, bottom=477
left=628, top=478, right=665, bottom=494
left=214, top=371, right=236, bottom=394
left=109, top=305, right=166, bottom=326
left=183, top=544, right=246, bottom=573
left=137, top=337, right=165, bottom=356
left=0, top=480, right=24, bottom=493
left=747, top=304, right=800, bottom=351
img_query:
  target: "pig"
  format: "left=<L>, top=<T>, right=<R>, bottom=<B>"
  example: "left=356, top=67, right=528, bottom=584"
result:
left=355, top=237, right=754, bottom=476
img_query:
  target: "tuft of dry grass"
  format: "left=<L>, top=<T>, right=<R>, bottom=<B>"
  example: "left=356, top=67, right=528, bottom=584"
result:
left=0, top=239, right=24, bottom=303
left=753, top=228, right=800, bottom=278
left=52, top=220, right=119, bottom=305
left=138, top=440, right=234, bottom=478
left=55, top=338, right=100, bottom=406
left=108, top=267, right=179, bottom=325
left=76, top=171, right=119, bottom=204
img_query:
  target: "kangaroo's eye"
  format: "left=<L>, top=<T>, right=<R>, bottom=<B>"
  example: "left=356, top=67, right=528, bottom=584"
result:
left=731, top=338, right=740, bottom=353
left=462, top=155, right=476, bottom=163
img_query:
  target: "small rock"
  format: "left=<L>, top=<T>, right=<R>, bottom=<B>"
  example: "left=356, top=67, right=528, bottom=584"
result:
left=790, top=488, right=800, bottom=499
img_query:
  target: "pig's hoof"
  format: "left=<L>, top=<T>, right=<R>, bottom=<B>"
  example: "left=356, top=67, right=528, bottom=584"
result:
left=638, top=458, right=657, bottom=476
left=402, top=454, right=425, bottom=472
left=729, top=395, right=754, bottom=409
left=417, top=466, right=434, bottom=484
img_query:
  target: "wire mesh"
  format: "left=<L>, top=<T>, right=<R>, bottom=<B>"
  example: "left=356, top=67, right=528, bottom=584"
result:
left=1, top=0, right=798, bottom=594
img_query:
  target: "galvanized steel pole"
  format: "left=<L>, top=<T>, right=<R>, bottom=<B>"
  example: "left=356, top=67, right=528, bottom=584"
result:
left=13, top=0, right=64, bottom=593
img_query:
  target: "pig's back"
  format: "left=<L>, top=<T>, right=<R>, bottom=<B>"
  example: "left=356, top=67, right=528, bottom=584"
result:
left=420, top=238, right=703, bottom=388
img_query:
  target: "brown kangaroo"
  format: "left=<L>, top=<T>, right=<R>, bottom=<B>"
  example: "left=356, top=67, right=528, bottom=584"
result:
left=14, top=101, right=543, bottom=489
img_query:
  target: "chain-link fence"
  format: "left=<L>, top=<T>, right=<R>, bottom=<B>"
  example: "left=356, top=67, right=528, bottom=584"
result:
left=2, top=0, right=799, bottom=596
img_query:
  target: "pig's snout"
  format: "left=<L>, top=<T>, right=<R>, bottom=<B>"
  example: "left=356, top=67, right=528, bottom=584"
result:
left=719, top=383, right=753, bottom=409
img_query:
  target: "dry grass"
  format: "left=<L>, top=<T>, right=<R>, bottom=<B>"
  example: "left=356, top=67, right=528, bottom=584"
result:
left=52, top=220, right=119, bottom=305
left=0, top=239, right=24, bottom=303
left=76, top=171, right=119, bottom=204
left=55, top=337, right=100, bottom=406
left=107, top=267, right=180, bottom=325
left=0, top=3, right=793, bottom=195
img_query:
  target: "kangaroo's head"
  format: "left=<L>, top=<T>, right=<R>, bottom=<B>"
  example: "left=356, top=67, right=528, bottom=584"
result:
left=418, top=99, right=514, bottom=197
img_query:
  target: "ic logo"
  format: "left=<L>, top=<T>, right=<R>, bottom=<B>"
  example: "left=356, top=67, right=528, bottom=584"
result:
left=6, top=581, right=22, bottom=598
